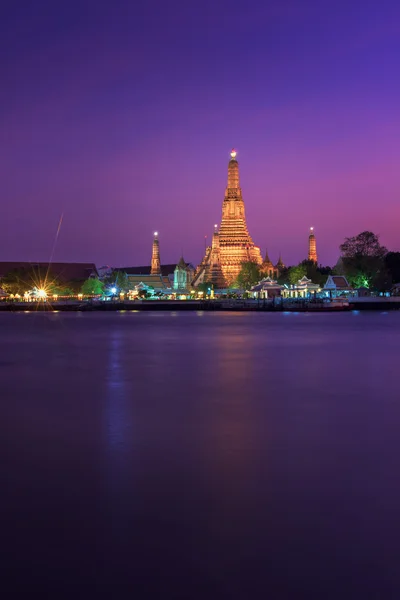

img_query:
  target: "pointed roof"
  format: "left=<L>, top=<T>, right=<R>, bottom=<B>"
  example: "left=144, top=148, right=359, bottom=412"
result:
left=177, top=256, right=186, bottom=269
left=276, top=254, right=285, bottom=268
left=324, top=275, right=352, bottom=290
left=262, top=248, right=273, bottom=265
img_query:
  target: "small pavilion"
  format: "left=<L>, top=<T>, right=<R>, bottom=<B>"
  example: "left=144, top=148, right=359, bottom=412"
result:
left=323, top=275, right=353, bottom=298
left=251, top=277, right=284, bottom=299
left=282, top=276, right=321, bottom=298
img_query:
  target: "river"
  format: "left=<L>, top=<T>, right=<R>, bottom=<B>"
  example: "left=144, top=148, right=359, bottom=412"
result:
left=1, top=311, right=400, bottom=598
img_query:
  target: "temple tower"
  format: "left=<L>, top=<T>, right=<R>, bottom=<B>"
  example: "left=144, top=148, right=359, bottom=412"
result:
left=275, top=254, right=285, bottom=278
left=203, top=224, right=225, bottom=288
left=308, top=227, right=318, bottom=263
left=150, top=232, right=161, bottom=274
left=195, top=150, right=262, bottom=287
left=261, top=248, right=275, bottom=278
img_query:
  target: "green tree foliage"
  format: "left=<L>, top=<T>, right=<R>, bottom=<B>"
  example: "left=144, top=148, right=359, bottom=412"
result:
left=236, top=262, right=261, bottom=290
left=104, top=270, right=129, bottom=292
left=339, top=231, right=387, bottom=289
left=300, top=260, right=332, bottom=286
left=288, top=264, right=306, bottom=285
left=276, top=267, right=290, bottom=285
left=81, top=278, right=104, bottom=295
left=196, top=281, right=213, bottom=296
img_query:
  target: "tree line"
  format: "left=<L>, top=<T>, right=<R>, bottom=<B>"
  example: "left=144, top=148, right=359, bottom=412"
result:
left=234, top=231, right=400, bottom=292
left=0, top=267, right=128, bottom=296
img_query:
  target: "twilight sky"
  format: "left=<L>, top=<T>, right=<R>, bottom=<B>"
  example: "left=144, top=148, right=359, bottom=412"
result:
left=1, top=0, right=400, bottom=268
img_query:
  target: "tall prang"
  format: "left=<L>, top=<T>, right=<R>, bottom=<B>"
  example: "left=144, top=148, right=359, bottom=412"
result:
left=195, top=150, right=262, bottom=288
left=150, top=232, right=161, bottom=274
left=308, top=227, right=318, bottom=263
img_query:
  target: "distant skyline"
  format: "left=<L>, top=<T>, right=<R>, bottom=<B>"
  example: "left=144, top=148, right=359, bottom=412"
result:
left=1, top=0, right=400, bottom=268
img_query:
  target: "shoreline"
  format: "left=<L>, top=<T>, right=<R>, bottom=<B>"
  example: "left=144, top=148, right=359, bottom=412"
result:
left=1, top=299, right=399, bottom=312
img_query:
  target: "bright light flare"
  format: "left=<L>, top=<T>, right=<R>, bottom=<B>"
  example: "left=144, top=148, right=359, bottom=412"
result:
left=37, top=289, right=47, bottom=298
left=230, top=149, right=237, bottom=158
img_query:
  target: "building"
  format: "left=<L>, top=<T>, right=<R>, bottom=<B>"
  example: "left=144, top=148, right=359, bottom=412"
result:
left=251, top=277, right=284, bottom=299
left=308, top=227, right=318, bottom=263
left=194, top=150, right=262, bottom=288
left=173, top=257, right=195, bottom=290
left=150, top=232, right=161, bottom=274
left=275, top=254, right=285, bottom=277
left=115, top=234, right=177, bottom=292
left=323, top=275, right=353, bottom=297
left=261, top=249, right=277, bottom=278
left=126, top=274, right=171, bottom=294
left=282, top=275, right=321, bottom=298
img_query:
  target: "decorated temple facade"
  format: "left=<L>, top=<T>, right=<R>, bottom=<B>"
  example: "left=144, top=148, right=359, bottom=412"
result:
left=173, top=257, right=195, bottom=290
left=194, top=150, right=262, bottom=288
left=261, top=249, right=276, bottom=278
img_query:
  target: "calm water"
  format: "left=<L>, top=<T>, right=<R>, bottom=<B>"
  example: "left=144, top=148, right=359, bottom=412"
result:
left=1, top=310, right=400, bottom=598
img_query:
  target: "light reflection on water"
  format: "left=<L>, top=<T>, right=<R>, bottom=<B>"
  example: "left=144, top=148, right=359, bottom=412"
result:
left=1, top=310, right=400, bottom=597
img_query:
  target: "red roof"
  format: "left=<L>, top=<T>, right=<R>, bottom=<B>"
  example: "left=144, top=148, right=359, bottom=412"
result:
left=331, top=276, right=350, bottom=289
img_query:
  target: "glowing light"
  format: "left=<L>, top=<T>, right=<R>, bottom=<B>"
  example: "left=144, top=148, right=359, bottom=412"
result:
left=310, top=226, right=314, bottom=231
left=214, top=224, right=218, bottom=229
left=230, top=149, right=237, bottom=158
left=111, top=287, right=117, bottom=294
left=154, top=231, right=158, bottom=237
left=37, top=289, right=47, bottom=299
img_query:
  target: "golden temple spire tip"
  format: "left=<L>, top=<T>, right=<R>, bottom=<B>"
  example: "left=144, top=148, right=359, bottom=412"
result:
left=230, top=149, right=237, bottom=158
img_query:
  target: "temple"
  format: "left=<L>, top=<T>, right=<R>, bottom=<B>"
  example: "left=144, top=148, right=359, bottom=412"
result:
left=150, top=232, right=161, bottom=274
left=174, top=257, right=195, bottom=290
left=261, top=249, right=276, bottom=278
left=194, top=150, right=262, bottom=288
left=308, top=227, right=318, bottom=263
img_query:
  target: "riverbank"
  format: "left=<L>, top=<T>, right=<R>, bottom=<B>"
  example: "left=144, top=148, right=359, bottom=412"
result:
left=1, top=298, right=400, bottom=312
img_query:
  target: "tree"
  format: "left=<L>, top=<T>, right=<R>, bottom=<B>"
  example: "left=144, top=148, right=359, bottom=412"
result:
left=81, top=278, right=104, bottom=296
left=0, top=268, right=27, bottom=295
left=236, top=262, right=261, bottom=290
left=339, top=231, right=387, bottom=289
left=288, top=264, right=306, bottom=285
left=276, top=267, right=290, bottom=285
left=299, top=260, right=332, bottom=286
left=196, top=281, right=213, bottom=296
left=103, top=270, right=129, bottom=293
left=340, top=231, right=387, bottom=259
left=0, top=266, right=62, bottom=295
left=385, top=252, right=400, bottom=284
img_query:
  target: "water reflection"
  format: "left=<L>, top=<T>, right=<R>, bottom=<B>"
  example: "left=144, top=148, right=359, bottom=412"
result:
left=105, top=330, right=128, bottom=452
left=199, top=326, right=263, bottom=543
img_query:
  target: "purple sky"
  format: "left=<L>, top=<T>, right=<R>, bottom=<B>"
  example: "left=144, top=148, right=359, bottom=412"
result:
left=1, top=0, right=400, bottom=268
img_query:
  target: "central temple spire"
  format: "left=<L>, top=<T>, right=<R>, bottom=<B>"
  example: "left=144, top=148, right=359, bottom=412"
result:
left=193, top=149, right=262, bottom=287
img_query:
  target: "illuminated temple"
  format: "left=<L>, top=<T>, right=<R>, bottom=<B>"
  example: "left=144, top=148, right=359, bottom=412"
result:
left=194, top=150, right=262, bottom=288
